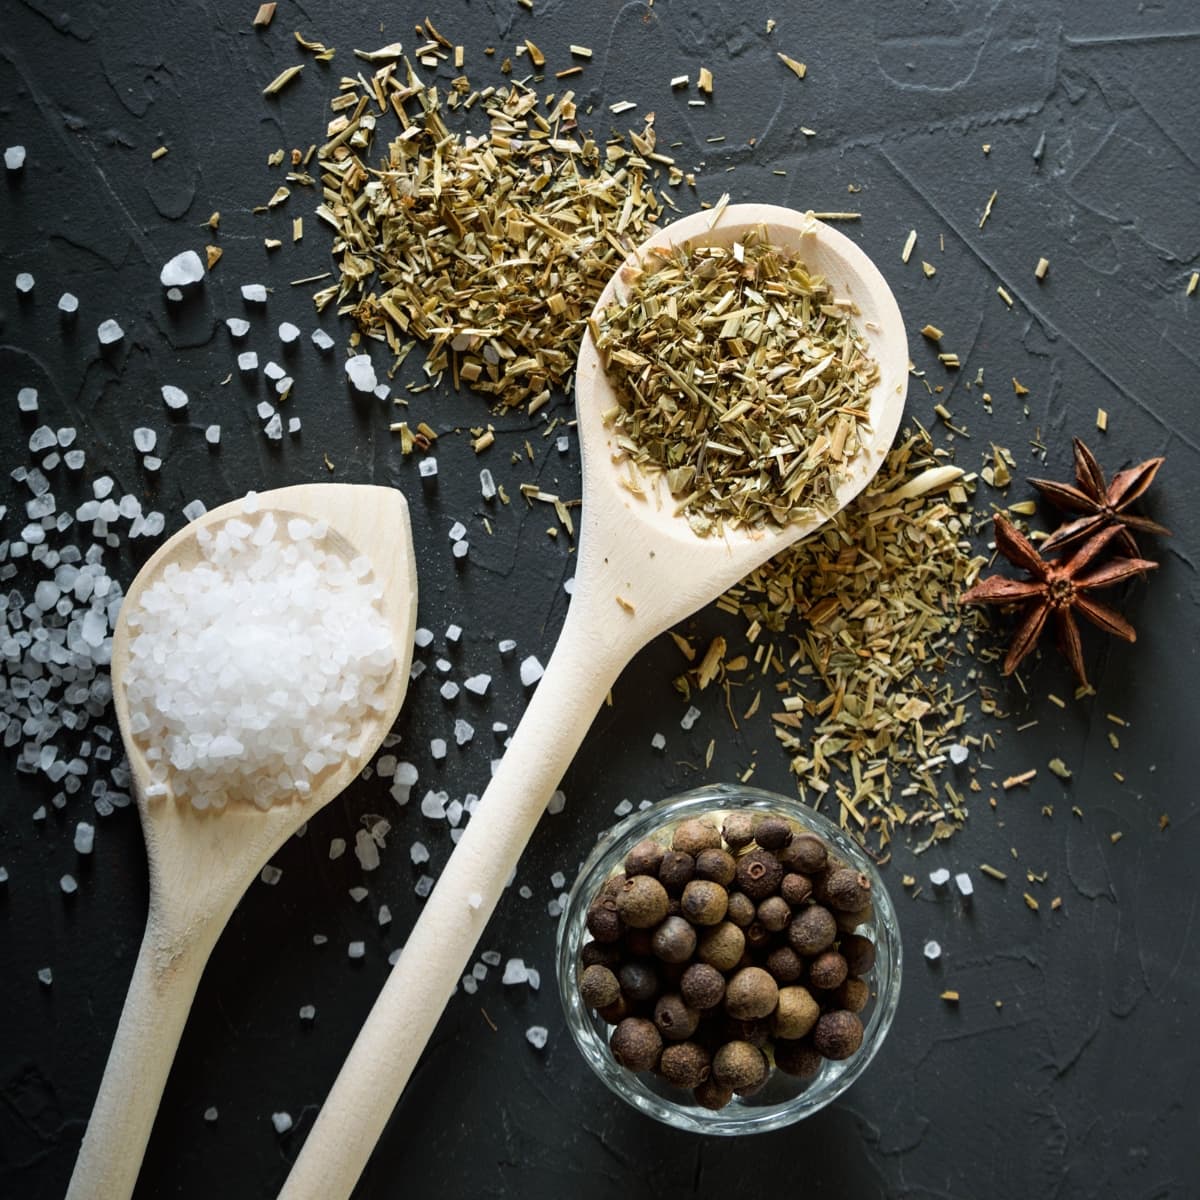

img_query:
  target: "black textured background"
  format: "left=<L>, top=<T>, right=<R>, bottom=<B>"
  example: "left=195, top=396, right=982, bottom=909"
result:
left=2, top=2, right=1198, bottom=1198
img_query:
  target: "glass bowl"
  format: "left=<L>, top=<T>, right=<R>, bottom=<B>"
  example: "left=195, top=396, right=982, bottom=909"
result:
left=556, top=783, right=902, bottom=1134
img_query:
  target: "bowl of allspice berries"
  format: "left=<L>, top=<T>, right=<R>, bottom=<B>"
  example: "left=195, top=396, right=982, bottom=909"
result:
left=556, top=784, right=901, bottom=1133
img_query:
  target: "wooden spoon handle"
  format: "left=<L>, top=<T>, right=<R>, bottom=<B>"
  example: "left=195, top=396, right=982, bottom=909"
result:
left=277, top=604, right=637, bottom=1200
left=66, top=907, right=220, bottom=1200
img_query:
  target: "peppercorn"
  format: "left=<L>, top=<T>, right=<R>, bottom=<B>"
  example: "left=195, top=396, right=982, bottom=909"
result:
left=724, top=966, right=779, bottom=1020
left=616, top=874, right=670, bottom=929
left=753, top=816, right=792, bottom=851
left=757, top=895, right=791, bottom=933
left=586, top=898, right=622, bottom=943
left=787, top=905, right=837, bottom=956
left=651, top=914, right=697, bottom=964
left=785, top=832, right=828, bottom=874
left=658, top=849, right=696, bottom=894
left=671, top=818, right=722, bottom=856
left=654, top=992, right=700, bottom=1041
left=743, top=920, right=773, bottom=953
left=681, top=879, right=729, bottom=926
left=610, top=1017, right=663, bottom=1072
left=581, top=941, right=621, bottom=969
left=835, top=903, right=874, bottom=933
left=624, top=837, right=665, bottom=878
left=771, top=985, right=820, bottom=1039
left=596, top=996, right=629, bottom=1024
left=697, top=921, right=746, bottom=972
left=780, top=872, right=813, bottom=906
left=735, top=848, right=784, bottom=901
left=808, top=950, right=849, bottom=991
left=773, top=1037, right=822, bottom=1078
left=721, top=811, right=759, bottom=850
left=680, top=962, right=726, bottom=1010
left=833, top=977, right=870, bottom=1014
left=812, top=1010, right=864, bottom=1060
left=694, top=847, right=737, bottom=887
left=765, top=945, right=804, bottom=984
left=825, top=867, right=872, bottom=913
left=839, top=933, right=876, bottom=976
left=692, top=1077, right=734, bottom=1111
left=579, top=964, right=621, bottom=1009
left=659, top=1041, right=711, bottom=1089
left=618, top=961, right=658, bottom=1004
left=711, top=1040, right=767, bottom=1091
left=725, top=891, right=756, bottom=927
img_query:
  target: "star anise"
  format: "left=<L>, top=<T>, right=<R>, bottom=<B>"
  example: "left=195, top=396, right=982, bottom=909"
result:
left=1029, top=438, right=1170, bottom=557
left=960, top=514, right=1157, bottom=687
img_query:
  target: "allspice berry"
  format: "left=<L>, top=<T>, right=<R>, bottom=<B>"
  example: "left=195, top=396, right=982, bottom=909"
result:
left=618, top=961, right=658, bottom=1003
left=651, top=914, right=697, bottom=964
left=581, top=941, right=620, bottom=969
left=772, top=986, right=820, bottom=1039
left=721, top=811, right=758, bottom=850
left=785, top=832, right=828, bottom=874
left=836, top=903, right=874, bottom=934
left=600, top=871, right=627, bottom=899
left=616, top=874, right=670, bottom=929
left=697, top=921, right=745, bottom=972
left=757, top=895, right=791, bottom=933
left=744, top=920, right=773, bottom=953
left=735, top=848, right=784, bottom=901
left=840, top=933, right=876, bottom=977
left=693, top=1078, right=734, bottom=1110
left=834, top=977, right=871, bottom=1014
left=671, top=818, right=722, bottom=856
left=586, top=898, right=622, bottom=943
left=724, top=967, right=779, bottom=1020
left=610, top=1017, right=663, bottom=1072
left=624, top=838, right=665, bottom=878
left=597, top=996, right=629, bottom=1024
left=774, top=1038, right=822, bottom=1078
left=659, top=1041, right=711, bottom=1089
left=780, top=872, right=813, bottom=906
left=580, top=964, right=621, bottom=1009
left=658, top=849, right=696, bottom=895
left=808, top=950, right=849, bottom=991
left=681, top=879, right=729, bottom=926
left=753, top=816, right=792, bottom=851
left=624, top=928, right=654, bottom=958
left=812, top=1010, right=864, bottom=1060
left=694, top=847, right=736, bottom=887
left=787, top=904, right=837, bottom=956
left=654, top=993, right=700, bottom=1041
left=725, top=891, right=756, bottom=927
left=711, top=1040, right=767, bottom=1091
left=680, top=962, right=726, bottom=1010
left=765, top=945, right=804, bottom=984
left=721, top=1016, right=772, bottom=1049
left=825, top=867, right=873, bottom=913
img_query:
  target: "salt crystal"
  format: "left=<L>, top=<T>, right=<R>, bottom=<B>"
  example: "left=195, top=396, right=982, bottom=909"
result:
left=415, top=875, right=434, bottom=898
left=525, top=1025, right=548, bottom=1050
left=421, top=790, right=447, bottom=819
left=182, top=500, right=206, bottom=522
left=18, top=388, right=38, bottom=412
left=461, top=974, right=478, bottom=994
left=503, top=957, right=528, bottom=985
left=440, top=681, right=460, bottom=701
left=328, top=837, right=346, bottom=860
left=260, top=865, right=282, bottom=885
left=264, top=362, right=285, bottom=382
left=445, top=623, right=463, bottom=642
left=550, top=871, right=566, bottom=889
left=354, top=828, right=380, bottom=871
left=264, top=414, right=283, bottom=440
left=159, top=250, right=205, bottom=288
left=226, top=317, right=250, bottom=338
left=387, top=948, right=402, bottom=965
left=312, top=934, right=328, bottom=946
left=448, top=522, right=467, bottom=542
left=348, top=941, right=365, bottom=959
left=955, top=872, right=974, bottom=897
left=452, top=540, right=468, bottom=559
left=410, top=841, right=429, bottom=865
left=435, top=658, right=452, bottom=673
left=5, top=145, right=26, bottom=170
left=430, top=738, right=447, bottom=760
left=299, top=1004, right=316, bottom=1021
left=38, top=967, right=53, bottom=986
left=204, top=1107, right=219, bottom=1122
left=651, top=732, right=666, bottom=750
left=527, top=968, right=541, bottom=990
left=546, top=790, right=566, bottom=815
left=948, top=743, right=969, bottom=765
left=142, top=456, right=161, bottom=472
left=929, top=868, right=951, bottom=887
left=278, top=322, right=300, bottom=343
left=547, top=898, right=562, bottom=918
left=203, top=425, right=221, bottom=446
left=467, top=892, right=482, bottom=910
left=133, top=428, right=157, bottom=453
left=479, top=469, right=496, bottom=500
left=271, top=1112, right=293, bottom=1134
left=344, top=354, right=377, bottom=393
left=473, top=963, right=488, bottom=981
left=166, top=288, right=182, bottom=303
left=414, top=627, right=434, bottom=648
left=287, top=417, right=301, bottom=434
left=417, top=457, right=438, bottom=478
left=93, top=476, right=114, bottom=499
left=348, top=887, right=368, bottom=903
left=237, top=351, right=258, bottom=371
left=16, top=273, right=35, bottom=294
left=614, top=799, right=633, bottom=817
left=924, top=940, right=942, bottom=962
left=241, top=284, right=268, bottom=303
left=520, top=656, right=544, bottom=686
left=74, top=821, right=94, bottom=854
left=394, top=762, right=418, bottom=786
left=378, top=904, right=392, bottom=926
left=29, top=427, right=56, bottom=452
left=492, top=722, right=509, bottom=734
left=60, top=874, right=78, bottom=894
left=58, top=292, right=78, bottom=314
left=161, top=385, right=188, bottom=410
left=57, top=427, right=76, bottom=447
left=563, top=578, right=575, bottom=596
left=256, top=402, right=275, bottom=420
left=498, top=639, right=516, bottom=655
left=373, top=383, right=390, bottom=401
left=454, top=719, right=474, bottom=746
left=481, top=950, right=501, bottom=967
left=65, top=449, right=84, bottom=469
left=680, top=706, right=701, bottom=731
left=311, top=328, right=334, bottom=351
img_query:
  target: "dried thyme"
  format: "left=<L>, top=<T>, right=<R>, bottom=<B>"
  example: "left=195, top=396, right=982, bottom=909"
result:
left=592, top=227, right=878, bottom=536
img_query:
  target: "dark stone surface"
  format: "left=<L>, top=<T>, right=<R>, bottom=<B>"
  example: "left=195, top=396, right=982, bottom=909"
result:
left=1, top=2, right=1197, bottom=1198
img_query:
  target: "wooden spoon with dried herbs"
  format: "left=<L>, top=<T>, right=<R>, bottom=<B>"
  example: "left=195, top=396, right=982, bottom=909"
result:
left=277, top=204, right=908, bottom=1200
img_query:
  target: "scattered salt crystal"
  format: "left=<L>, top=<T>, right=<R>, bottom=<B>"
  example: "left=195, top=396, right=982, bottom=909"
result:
left=344, top=354, right=377, bottom=393
left=260, top=865, right=282, bottom=886
left=547, top=898, right=562, bottom=918
left=60, top=874, right=78, bottom=894
left=546, top=790, right=566, bottom=815
left=347, top=941, right=365, bottom=959
left=133, top=428, right=157, bottom=453
left=288, top=417, right=301, bottom=434
left=278, top=322, right=300, bottom=343
left=299, top=1005, right=316, bottom=1021
left=464, top=674, right=490, bottom=696
left=182, top=500, right=206, bottom=522
left=415, top=875, right=434, bottom=898
left=680, top=706, right=701, bottom=730
left=237, top=351, right=258, bottom=371
left=417, top=457, right=438, bottom=478
left=271, top=1112, right=293, bottom=1134
left=448, top=522, right=467, bottom=542
left=5, top=145, right=26, bottom=170
left=311, top=328, right=334, bottom=351
left=74, top=822, right=94, bottom=854
left=479, top=469, right=496, bottom=500
left=328, top=837, right=346, bottom=860
left=520, top=656, right=544, bottom=687
left=18, top=387, right=38, bottom=412
left=387, top=948, right=402, bottom=966
left=421, top=790, right=447, bottom=819
left=378, top=904, right=392, bottom=926
left=445, top=623, right=462, bottom=642
left=264, top=362, right=285, bottom=382
left=651, top=732, right=666, bottom=751
left=373, top=383, right=390, bottom=401
left=435, top=658, right=452, bottom=673
left=58, top=292, right=78, bottom=314
left=57, top=427, right=76, bottom=447
left=526, top=1025, right=549, bottom=1050
left=563, top=578, right=575, bottom=595
left=498, top=639, right=516, bottom=655
left=410, top=841, right=429, bottom=864
left=256, top=401, right=275, bottom=420
left=462, top=974, right=478, bottom=995
left=38, top=967, right=53, bottom=986
left=614, top=799, right=634, bottom=817
left=240, top=284, right=268, bottom=303
left=473, top=963, right=488, bottom=981
left=265, top=414, right=283, bottom=440
left=481, top=950, right=502, bottom=966
left=955, top=872, right=974, bottom=897
left=454, top=719, right=474, bottom=746
left=204, top=1106, right=219, bottom=1122
left=503, top=957, right=528, bottom=985
left=166, top=288, right=182, bottom=303
left=414, top=627, right=434, bottom=648
left=312, top=934, right=328, bottom=945
left=492, top=723, right=509, bottom=734
left=65, top=449, right=85, bottom=469
left=452, top=540, right=469, bottom=559
left=550, top=871, right=566, bottom=889
left=348, top=887, right=368, bottom=903
left=924, top=940, right=942, bottom=962
left=948, top=743, right=969, bottom=765
left=142, top=456, right=161, bottom=472
left=556, top=435, right=570, bottom=453
left=440, top=681, right=460, bottom=701
left=29, top=426, right=55, bottom=452
left=467, top=892, right=483, bottom=910
left=16, top=273, right=35, bottom=294
left=394, top=762, right=418, bottom=786
left=929, top=868, right=951, bottom=887
left=354, top=829, right=381, bottom=871
left=226, top=317, right=250, bottom=337
left=430, top=738, right=447, bottom=760
left=162, top=385, right=188, bottom=410
left=527, top=968, right=541, bottom=990
left=159, top=250, right=205, bottom=288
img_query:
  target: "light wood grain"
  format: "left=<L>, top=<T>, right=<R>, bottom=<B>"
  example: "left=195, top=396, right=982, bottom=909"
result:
left=65, top=484, right=418, bottom=1200
left=277, top=205, right=908, bottom=1199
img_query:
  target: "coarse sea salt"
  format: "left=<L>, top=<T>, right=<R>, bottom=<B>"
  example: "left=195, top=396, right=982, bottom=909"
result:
left=97, top=319, right=124, bottom=345
left=122, top=510, right=396, bottom=811
left=161, top=385, right=188, bottom=410
left=5, top=145, right=26, bottom=171
left=159, top=251, right=205, bottom=288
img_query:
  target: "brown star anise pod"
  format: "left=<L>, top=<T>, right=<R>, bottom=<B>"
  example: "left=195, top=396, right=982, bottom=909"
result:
left=960, top=514, right=1157, bottom=687
left=1029, top=438, right=1170, bottom=556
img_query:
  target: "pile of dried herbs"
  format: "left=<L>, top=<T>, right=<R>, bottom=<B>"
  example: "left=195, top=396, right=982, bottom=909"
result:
left=708, top=429, right=991, bottom=851
left=592, top=229, right=878, bottom=536
left=313, top=57, right=662, bottom=410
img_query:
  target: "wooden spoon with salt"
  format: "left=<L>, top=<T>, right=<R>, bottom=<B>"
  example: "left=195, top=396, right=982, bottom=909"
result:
left=277, top=205, right=909, bottom=1199
left=65, top=484, right=418, bottom=1200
